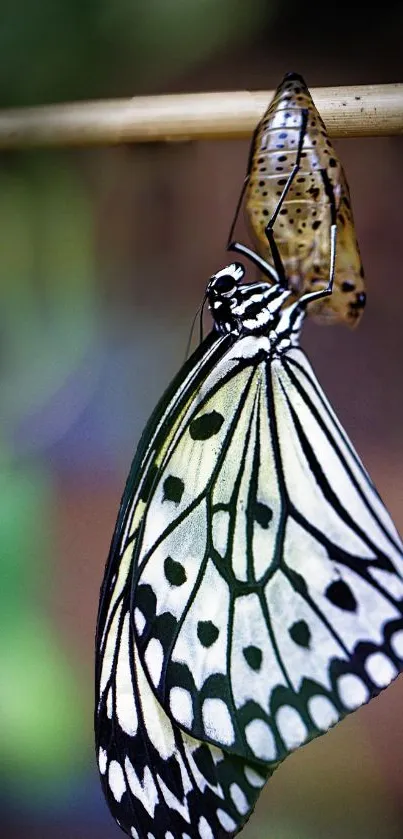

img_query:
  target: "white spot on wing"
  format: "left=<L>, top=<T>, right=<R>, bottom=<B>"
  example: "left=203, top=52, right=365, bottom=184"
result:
left=116, top=612, right=138, bottom=735
left=391, top=629, right=403, bottom=658
left=108, top=760, right=126, bottom=802
left=98, top=747, right=107, bottom=775
left=245, top=718, right=276, bottom=761
left=276, top=705, right=307, bottom=750
left=338, top=673, right=369, bottom=709
left=134, top=607, right=146, bottom=636
left=106, top=688, right=113, bottom=719
left=144, top=638, right=164, bottom=688
left=125, top=758, right=159, bottom=817
left=365, top=652, right=397, bottom=687
left=134, top=647, right=176, bottom=759
left=308, top=695, right=339, bottom=730
left=212, top=510, right=230, bottom=558
left=202, top=698, right=235, bottom=746
left=217, top=809, right=237, bottom=831
left=157, top=775, right=191, bottom=823
left=131, top=828, right=139, bottom=839
left=169, top=686, right=193, bottom=728
left=198, top=816, right=214, bottom=839
left=244, top=766, right=265, bottom=788
left=230, top=782, right=249, bottom=815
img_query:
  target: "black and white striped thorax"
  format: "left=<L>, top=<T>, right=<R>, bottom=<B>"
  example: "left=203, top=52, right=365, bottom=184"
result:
left=207, top=262, right=304, bottom=349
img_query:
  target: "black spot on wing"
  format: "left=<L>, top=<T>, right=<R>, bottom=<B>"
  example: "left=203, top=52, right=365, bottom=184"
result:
left=164, top=556, right=187, bottom=586
left=254, top=501, right=273, bottom=528
left=243, top=645, right=262, bottom=671
left=326, top=580, right=357, bottom=612
left=197, top=620, right=219, bottom=647
left=163, top=475, right=184, bottom=503
left=190, top=410, right=224, bottom=440
left=289, top=619, right=311, bottom=648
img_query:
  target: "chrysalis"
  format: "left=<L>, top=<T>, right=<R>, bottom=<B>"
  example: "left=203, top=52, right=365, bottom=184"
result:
left=243, top=72, right=366, bottom=326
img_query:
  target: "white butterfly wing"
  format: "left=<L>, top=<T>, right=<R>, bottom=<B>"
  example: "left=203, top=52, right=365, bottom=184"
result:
left=133, top=338, right=403, bottom=764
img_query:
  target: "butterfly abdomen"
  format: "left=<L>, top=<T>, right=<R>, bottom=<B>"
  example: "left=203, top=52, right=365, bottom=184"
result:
left=245, top=72, right=366, bottom=327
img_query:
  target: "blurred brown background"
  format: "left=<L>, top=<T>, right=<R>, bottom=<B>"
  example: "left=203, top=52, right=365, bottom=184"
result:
left=1, top=1, right=403, bottom=838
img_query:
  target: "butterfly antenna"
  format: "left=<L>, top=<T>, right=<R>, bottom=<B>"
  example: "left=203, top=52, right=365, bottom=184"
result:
left=183, top=294, right=207, bottom=362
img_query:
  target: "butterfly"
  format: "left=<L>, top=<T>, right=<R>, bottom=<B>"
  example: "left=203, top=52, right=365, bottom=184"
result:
left=95, top=267, right=403, bottom=837
left=95, top=79, right=403, bottom=838
left=236, top=72, right=366, bottom=327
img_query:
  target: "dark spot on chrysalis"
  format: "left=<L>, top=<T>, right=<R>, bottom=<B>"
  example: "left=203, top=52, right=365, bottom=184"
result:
left=329, top=157, right=337, bottom=167
left=289, top=619, right=311, bottom=648
left=163, top=475, right=184, bottom=503
left=312, top=220, right=321, bottom=230
left=308, top=186, right=320, bottom=201
left=254, top=501, right=273, bottom=528
left=190, top=411, right=224, bottom=441
left=243, top=645, right=262, bottom=671
left=341, top=280, right=355, bottom=292
left=164, top=556, right=187, bottom=586
left=326, top=579, right=357, bottom=611
left=192, top=744, right=216, bottom=785
left=197, top=620, right=219, bottom=647
left=350, top=292, right=366, bottom=311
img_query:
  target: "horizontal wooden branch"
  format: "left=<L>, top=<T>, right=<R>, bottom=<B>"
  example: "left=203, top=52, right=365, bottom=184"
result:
left=0, top=83, right=401, bottom=149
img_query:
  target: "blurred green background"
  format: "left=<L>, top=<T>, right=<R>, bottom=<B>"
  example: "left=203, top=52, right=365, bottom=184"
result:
left=1, top=1, right=403, bottom=837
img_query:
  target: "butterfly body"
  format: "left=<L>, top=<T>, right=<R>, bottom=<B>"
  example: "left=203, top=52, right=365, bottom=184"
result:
left=95, top=261, right=403, bottom=838
left=245, top=72, right=366, bottom=326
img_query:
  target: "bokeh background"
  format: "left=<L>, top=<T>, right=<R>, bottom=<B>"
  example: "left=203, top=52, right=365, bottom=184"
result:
left=1, top=1, right=403, bottom=837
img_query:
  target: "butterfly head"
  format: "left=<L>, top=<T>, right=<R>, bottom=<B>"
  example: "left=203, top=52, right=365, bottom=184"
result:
left=207, top=262, right=292, bottom=337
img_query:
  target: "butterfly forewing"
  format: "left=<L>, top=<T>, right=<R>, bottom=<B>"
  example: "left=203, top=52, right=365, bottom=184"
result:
left=245, top=72, right=366, bottom=326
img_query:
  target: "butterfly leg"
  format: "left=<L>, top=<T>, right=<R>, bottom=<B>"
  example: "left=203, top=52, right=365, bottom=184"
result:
left=227, top=121, right=262, bottom=247
left=297, top=167, right=338, bottom=307
left=227, top=117, right=280, bottom=285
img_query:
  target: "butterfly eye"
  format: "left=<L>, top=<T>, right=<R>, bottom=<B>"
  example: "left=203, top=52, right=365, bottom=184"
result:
left=211, top=274, right=237, bottom=297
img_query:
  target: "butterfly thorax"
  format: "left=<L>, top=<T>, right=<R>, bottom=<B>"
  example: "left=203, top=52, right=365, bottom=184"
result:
left=207, top=262, right=304, bottom=350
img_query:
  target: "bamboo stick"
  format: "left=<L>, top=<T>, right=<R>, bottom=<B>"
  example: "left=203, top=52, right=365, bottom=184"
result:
left=0, top=83, right=401, bottom=149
